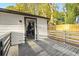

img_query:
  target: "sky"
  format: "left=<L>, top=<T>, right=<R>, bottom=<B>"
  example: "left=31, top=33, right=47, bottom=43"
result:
left=0, top=3, right=16, bottom=8
left=56, top=3, right=64, bottom=12
left=0, top=3, right=64, bottom=12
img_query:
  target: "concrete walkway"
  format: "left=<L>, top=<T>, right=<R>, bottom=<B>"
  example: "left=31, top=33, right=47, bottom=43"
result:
left=18, top=38, right=79, bottom=56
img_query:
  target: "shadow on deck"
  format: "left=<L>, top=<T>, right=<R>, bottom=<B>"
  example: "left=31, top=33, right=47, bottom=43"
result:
left=17, top=38, right=79, bottom=56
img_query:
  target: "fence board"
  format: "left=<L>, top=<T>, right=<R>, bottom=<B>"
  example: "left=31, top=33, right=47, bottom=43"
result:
left=49, top=30, right=79, bottom=46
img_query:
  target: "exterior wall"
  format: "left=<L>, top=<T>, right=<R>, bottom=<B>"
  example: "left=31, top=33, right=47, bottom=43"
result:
left=0, top=12, right=48, bottom=44
left=37, top=18, right=48, bottom=39
left=0, top=13, right=25, bottom=45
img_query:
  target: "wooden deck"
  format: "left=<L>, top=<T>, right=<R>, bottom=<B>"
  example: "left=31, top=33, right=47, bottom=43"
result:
left=8, top=38, right=79, bottom=56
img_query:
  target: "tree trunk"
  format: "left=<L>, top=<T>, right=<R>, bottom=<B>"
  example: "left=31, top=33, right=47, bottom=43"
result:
left=34, top=3, right=38, bottom=15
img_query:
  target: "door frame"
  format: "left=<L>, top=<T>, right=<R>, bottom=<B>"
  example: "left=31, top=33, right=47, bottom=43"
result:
left=24, top=17, right=37, bottom=41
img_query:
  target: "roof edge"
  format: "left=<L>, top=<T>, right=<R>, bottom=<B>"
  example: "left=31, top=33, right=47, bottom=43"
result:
left=0, top=8, right=50, bottom=20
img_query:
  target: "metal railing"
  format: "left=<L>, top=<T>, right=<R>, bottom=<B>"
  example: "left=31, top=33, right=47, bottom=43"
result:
left=0, top=32, right=11, bottom=56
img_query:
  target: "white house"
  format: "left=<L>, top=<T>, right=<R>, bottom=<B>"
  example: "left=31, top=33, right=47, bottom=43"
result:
left=0, top=8, right=49, bottom=45
left=76, top=16, right=79, bottom=23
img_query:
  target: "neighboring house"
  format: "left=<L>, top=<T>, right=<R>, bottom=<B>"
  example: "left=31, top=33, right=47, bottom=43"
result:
left=76, top=16, right=79, bottom=23
left=0, top=8, right=49, bottom=45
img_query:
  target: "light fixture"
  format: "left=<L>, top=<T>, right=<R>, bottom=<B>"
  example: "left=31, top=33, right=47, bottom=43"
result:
left=19, top=20, right=22, bottom=23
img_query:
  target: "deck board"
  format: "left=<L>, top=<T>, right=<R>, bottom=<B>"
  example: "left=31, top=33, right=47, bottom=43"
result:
left=9, top=38, right=79, bottom=56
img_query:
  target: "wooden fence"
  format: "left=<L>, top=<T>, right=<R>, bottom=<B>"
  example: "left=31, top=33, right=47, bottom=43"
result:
left=0, top=32, right=11, bottom=56
left=66, top=32, right=79, bottom=46
left=48, top=24, right=79, bottom=32
left=56, top=24, right=79, bottom=32
left=49, top=31, right=79, bottom=46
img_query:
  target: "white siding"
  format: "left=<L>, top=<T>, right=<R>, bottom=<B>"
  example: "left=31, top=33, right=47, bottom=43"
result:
left=0, top=12, right=48, bottom=44
left=37, top=18, right=48, bottom=39
left=0, top=13, right=25, bottom=45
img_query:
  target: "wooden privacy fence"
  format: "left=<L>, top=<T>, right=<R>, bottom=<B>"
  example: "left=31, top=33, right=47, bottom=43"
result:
left=66, top=32, right=79, bottom=45
left=48, top=24, right=79, bottom=32
left=49, top=31, right=79, bottom=46
left=56, top=24, right=79, bottom=32
left=0, top=32, right=11, bottom=56
left=49, top=31, right=65, bottom=42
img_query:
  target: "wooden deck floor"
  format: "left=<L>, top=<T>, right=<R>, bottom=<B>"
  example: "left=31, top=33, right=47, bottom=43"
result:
left=17, top=38, right=79, bottom=56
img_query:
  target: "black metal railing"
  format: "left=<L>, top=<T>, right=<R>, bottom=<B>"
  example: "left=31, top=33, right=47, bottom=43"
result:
left=0, top=32, right=11, bottom=56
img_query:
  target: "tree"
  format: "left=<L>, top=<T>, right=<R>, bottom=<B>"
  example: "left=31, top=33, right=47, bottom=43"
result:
left=6, top=3, right=61, bottom=25
left=6, top=6, right=15, bottom=10
left=64, top=3, right=79, bottom=24
left=34, top=3, right=38, bottom=15
left=6, top=3, right=65, bottom=25
left=6, top=3, right=35, bottom=14
left=37, top=3, right=51, bottom=18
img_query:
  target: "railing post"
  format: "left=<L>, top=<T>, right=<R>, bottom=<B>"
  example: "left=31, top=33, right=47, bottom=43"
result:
left=0, top=41, right=3, bottom=56
left=10, top=33, right=12, bottom=46
left=63, top=31, right=66, bottom=43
